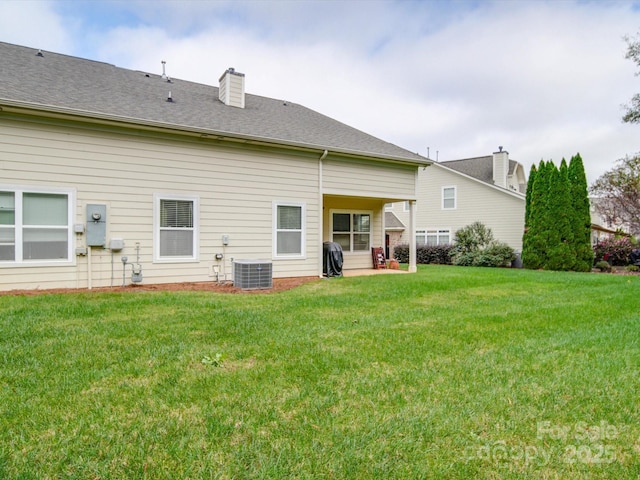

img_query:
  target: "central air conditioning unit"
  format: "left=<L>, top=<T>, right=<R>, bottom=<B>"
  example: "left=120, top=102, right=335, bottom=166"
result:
left=233, top=260, right=273, bottom=290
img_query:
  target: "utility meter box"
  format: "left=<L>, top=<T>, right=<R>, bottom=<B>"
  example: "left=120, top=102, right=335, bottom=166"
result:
left=86, top=204, right=107, bottom=247
left=109, top=238, right=124, bottom=251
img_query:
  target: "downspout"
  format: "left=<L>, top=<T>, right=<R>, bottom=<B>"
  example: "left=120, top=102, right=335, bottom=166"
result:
left=318, top=149, right=328, bottom=278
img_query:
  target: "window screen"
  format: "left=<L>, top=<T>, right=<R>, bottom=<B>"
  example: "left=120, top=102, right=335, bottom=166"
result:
left=159, top=199, right=195, bottom=258
left=275, top=204, right=303, bottom=256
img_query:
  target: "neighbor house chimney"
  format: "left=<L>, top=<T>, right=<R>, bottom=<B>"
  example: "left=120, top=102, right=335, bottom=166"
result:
left=218, top=67, right=245, bottom=108
left=492, top=146, right=509, bottom=189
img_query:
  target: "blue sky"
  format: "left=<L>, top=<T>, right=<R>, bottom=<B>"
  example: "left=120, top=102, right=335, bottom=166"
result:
left=1, top=0, right=640, bottom=182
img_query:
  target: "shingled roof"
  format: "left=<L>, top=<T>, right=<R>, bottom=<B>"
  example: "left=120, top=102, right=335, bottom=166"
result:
left=385, top=211, right=406, bottom=230
left=440, top=156, right=519, bottom=185
left=0, top=42, right=428, bottom=165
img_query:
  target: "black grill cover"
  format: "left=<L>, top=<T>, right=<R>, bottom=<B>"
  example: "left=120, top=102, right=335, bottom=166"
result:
left=323, top=241, right=344, bottom=277
left=630, top=248, right=640, bottom=266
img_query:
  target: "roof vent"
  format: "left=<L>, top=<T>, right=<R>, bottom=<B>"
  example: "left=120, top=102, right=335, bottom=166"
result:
left=161, top=60, right=171, bottom=82
left=219, top=67, right=245, bottom=108
left=36, top=49, right=43, bottom=57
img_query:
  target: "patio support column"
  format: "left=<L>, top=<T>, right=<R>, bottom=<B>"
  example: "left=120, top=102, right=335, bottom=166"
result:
left=317, top=150, right=328, bottom=278
left=381, top=203, right=386, bottom=257
left=408, top=200, right=417, bottom=273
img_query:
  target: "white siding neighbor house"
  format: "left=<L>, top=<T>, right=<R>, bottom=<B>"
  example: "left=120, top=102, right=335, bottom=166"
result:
left=589, top=198, right=632, bottom=245
left=0, top=42, right=430, bottom=291
left=387, top=148, right=527, bottom=258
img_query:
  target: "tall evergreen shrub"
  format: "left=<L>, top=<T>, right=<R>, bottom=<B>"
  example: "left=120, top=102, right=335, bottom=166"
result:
left=544, top=160, right=574, bottom=270
left=568, top=153, right=594, bottom=271
left=522, top=163, right=537, bottom=267
left=524, top=163, right=537, bottom=229
left=522, top=153, right=596, bottom=272
left=522, top=160, right=551, bottom=269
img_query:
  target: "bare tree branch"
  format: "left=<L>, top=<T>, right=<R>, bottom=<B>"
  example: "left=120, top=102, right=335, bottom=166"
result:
left=623, top=32, right=640, bottom=123
left=590, top=154, right=640, bottom=235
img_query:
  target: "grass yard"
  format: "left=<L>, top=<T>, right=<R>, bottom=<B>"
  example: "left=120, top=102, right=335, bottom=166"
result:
left=1, top=265, right=639, bottom=479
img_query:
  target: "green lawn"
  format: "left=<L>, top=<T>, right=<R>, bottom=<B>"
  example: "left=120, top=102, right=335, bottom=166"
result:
left=1, top=265, right=639, bottom=479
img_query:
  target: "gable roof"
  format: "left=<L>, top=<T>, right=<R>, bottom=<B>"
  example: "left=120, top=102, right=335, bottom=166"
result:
left=432, top=158, right=525, bottom=200
left=385, top=211, right=406, bottom=230
left=0, top=42, right=428, bottom=165
left=439, top=156, right=519, bottom=184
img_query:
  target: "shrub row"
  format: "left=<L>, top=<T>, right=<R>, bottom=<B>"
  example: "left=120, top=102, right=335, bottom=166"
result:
left=452, top=242, right=516, bottom=268
left=393, top=244, right=453, bottom=265
left=393, top=222, right=516, bottom=268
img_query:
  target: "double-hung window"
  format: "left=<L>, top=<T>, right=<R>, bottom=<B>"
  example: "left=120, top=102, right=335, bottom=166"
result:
left=154, top=194, right=198, bottom=262
left=417, top=228, right=451, bottom=246
left=442, top=186, right=456, bottom=209
left=331, top=211, right=371, bottom=253
left=273, top=202, right=305, bottom=258
left=0, top=187, right=73, bottom=264
left=428, top=229, right=450, bottom=245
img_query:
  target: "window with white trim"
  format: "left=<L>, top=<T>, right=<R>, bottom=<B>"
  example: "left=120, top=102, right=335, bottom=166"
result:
left=0, top=187, right=74, bottom=264
left=154, top=194, right=198, bottom=261
left=331, top=211, right=371, bottom=253
left=417, top=229, right=451, bottom=246
left=442, top=186, right=456, bottom=209
left=273, top=202, right=305, bottom=258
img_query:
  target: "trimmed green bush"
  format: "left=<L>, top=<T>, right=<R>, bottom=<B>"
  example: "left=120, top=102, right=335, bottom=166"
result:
left=595, top=260, right=612, bottom=272
left=393, top=244, right=453, bottom=265
left=452, top=251, right=476, bottom=267
left=476, top=242, right=517, bottom=267
left=452, top=241, right=515, bottom=267
left=394, top=222, right=515, bottom=268
left=452, top=221, right=493, bottom=253
left=451, top=222, right=516, bottom=268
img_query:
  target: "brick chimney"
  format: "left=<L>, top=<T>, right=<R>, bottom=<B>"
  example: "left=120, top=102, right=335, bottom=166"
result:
left=219, top=67, right=245, bottom=108
left=492, top=146, right=509, bottom=189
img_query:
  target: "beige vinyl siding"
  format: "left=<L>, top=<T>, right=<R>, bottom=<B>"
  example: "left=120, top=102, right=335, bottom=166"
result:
left=395, top=164, right=525, bottom=251
left=323, top=156, right=416, bottom=200
left=0, top=115, right=320, bottom=290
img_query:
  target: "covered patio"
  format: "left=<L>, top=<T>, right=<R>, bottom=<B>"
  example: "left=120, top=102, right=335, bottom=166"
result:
left=342, top=268, right=408, bottom=277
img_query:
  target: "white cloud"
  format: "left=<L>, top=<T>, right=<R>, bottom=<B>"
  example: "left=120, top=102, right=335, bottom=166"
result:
left=0, top=0, right=73, bottom=53
left=2, top=0, right=639, bottom=182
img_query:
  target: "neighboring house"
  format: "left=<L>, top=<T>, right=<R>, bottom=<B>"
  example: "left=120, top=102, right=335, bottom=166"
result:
left=388, top=148, right=527, bottom=257
left=0, top=42, right=429, bottom=291
left=589, top=197, right=631, bottom=244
